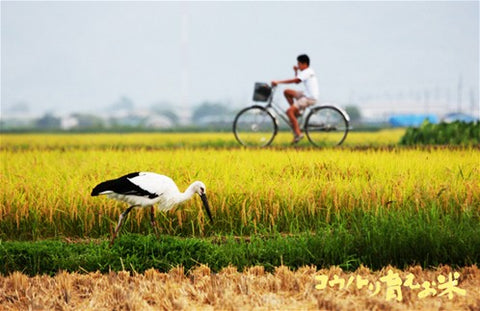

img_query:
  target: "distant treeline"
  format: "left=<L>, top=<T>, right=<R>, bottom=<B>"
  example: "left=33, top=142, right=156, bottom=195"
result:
left=0, top=125, right=234, bottom=134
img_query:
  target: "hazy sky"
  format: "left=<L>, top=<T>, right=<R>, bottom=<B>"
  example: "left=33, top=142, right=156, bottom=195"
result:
left=1, top=1, right=479, bottom=116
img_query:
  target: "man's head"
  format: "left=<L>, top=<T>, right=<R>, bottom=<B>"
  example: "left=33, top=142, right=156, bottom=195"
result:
left=297, top=54, right=310, bottom=70
left=297, top=54, right=310, bottom=65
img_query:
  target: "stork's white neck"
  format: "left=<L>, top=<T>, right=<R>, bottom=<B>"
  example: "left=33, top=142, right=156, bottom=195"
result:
left=174, top=183, right=197, bottom=205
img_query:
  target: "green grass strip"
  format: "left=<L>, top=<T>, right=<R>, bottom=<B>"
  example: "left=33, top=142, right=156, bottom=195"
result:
left=1, top=211, right=479, bottom=276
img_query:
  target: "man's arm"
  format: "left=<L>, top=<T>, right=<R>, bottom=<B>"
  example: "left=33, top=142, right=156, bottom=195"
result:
left=271, top=65, right=301, bottom=86
left=271, top=78, right=301, bottom=86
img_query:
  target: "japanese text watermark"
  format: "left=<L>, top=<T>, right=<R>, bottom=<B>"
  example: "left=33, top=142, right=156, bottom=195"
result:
left=315, top=269, right=466, bottom=301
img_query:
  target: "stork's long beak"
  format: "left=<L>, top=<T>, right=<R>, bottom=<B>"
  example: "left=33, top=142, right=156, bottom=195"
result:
left=200, top=193, right=213, bottom=222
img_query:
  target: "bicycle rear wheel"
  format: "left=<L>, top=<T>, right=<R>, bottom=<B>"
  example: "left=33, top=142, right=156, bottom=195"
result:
left=305, top=106, right=349, bottom=147
left=233, top=106, right=277, bottom=147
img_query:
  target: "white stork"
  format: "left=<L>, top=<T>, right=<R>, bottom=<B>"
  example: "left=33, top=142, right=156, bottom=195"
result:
left=91, top=172, right=213, bottom=246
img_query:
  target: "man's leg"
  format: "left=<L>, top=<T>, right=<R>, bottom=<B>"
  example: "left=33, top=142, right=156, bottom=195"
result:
left=284, top=89, right=297, bottom=106
left=284, top=89, right=302, bottom=137
left=287, top=105, right=302, bottom=137
left=284, top=89, right=304, bottom=140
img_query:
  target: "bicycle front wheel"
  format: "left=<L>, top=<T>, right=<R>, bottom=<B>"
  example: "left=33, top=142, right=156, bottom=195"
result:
left=233, top=106, right=277, bottom=147
left=305, top=106, right=349, bottom=147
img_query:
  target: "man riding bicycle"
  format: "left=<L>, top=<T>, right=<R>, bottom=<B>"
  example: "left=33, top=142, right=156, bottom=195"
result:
left=271, top=54, right=319, bottom=144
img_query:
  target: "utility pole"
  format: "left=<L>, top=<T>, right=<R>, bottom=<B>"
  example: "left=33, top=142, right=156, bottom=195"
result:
left=470, top=87, right=479, bottom=117
left=424, top=89, right=430, bottom=114
left=180, top=7, right=190, bottom=124
left=457, top=75, right=462, bottom=113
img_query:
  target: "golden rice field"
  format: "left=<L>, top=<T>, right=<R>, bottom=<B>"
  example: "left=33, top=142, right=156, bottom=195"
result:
left=1, top=131, right=478, bottom=239
left=1, top=265, right=479, bottom=310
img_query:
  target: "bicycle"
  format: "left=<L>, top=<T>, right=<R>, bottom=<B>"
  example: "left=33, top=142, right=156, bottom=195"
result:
left=233, top=82, right=350, bottom=147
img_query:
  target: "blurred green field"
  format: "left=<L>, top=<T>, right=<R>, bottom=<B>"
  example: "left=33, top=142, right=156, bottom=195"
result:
left=0, top=129, right=406, bottom=150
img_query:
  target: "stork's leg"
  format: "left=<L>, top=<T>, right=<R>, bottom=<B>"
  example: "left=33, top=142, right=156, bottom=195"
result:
left=110, top=205, right=136, bottom=247
left=150, top=206, right=158, bottom=236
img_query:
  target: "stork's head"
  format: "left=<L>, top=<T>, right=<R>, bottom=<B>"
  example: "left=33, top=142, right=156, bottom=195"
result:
left=191, top=181, right=207, bottom=196
left=191, top=181, right=213, bottom=222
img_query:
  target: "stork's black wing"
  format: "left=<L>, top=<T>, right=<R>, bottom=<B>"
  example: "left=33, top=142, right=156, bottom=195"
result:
left=91, top=172, right=160, bottom=199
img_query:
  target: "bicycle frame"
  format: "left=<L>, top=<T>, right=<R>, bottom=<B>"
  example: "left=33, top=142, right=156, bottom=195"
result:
left=262, top=86, right=312, bottom=132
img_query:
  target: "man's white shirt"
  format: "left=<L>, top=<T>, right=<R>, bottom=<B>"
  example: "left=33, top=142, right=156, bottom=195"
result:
left=297, top=67, right=319, bottom=100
